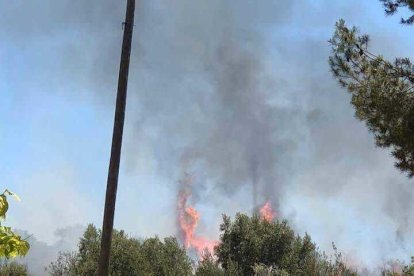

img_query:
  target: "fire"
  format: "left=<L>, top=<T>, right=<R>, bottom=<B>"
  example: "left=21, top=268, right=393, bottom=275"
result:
left=177, top=186, right=217, bottom=257
left=260, top=201, right=275, bottom=222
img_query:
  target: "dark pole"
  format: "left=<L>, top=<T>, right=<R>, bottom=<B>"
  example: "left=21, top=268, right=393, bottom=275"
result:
left=98, top=0, right=135, bottom=275
left=251, top=158, right=258, bottom=215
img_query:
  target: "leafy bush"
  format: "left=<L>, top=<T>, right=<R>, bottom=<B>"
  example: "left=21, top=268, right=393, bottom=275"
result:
left=0, top=260, right=28, bottom=276
left=213, top=214, right=357, bottom=276
left=48, top=224, right=192, bottom=276
left=0, top=190, right=29, bottom=259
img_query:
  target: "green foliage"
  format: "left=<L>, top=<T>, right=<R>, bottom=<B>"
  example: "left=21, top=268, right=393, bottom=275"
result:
left=0, top=261, right=28, bottom=276
left=50, top=215, right=358, bottom=276
left=329, top=19, right=414, bottom=176
left=403, top=257, right=414, bottom=275
left=0, top=190, right=29, bottom=259
left=48, top=224, right=193, bottom=276
left=195, top=252, right=225, bottom=276
left=48, top=252, right=78, bottom=276
left=214, top=214, right=356, bottom=276
left=0, top=195, right=9, bottom=220
left=0, top=227, right=30, bottom=259
left=139, top=237, right=193, bottom=276
left=195, top=255, right=242, bottom=276
left=252, top=264, right=289, bottom=276
left=380, top=0, right=414, bottom=24
left=216, top=214, right=297, bottom=275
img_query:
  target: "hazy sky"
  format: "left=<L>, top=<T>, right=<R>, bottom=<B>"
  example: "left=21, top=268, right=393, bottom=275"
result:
left=1, top=0, right=414, bottom=274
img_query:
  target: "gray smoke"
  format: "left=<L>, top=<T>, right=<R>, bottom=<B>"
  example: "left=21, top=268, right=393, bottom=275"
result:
left=16, top=225, right=84, bottom=276
left=127, top=0, right=302, bottom=212
left=2, top=0, right=414, bottom=271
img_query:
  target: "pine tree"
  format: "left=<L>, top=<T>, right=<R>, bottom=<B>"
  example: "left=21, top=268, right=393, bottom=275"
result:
left=328, top=2, right=414, bottom=176
left=380, top=0, right=414, bottom=24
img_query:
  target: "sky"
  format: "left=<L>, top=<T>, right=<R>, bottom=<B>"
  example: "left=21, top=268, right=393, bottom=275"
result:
left=1, top=0, right=414, bottom=274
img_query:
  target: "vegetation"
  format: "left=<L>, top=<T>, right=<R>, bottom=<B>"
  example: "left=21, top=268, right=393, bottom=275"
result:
left=213, top=214, right=356, bottom=276
left=50, top=215, right=359, bottom=276
left=0, top=261, right=28, bottom=276
left=48, top=224, right=193, bottom=276
left=327, top=1, right=414, bottom=271
left=329, top=19, right=414, bottom=176
left=327, top=3, right=414, bottom=273
left=380, top=258, right=414, bottom=275
left=329, top=1, right=414, bottom=176
left=381, top=0, right=414, bottom=25
left=404, top=258, right=414, bottom=275
left=0, top=190, right=30, bottom=259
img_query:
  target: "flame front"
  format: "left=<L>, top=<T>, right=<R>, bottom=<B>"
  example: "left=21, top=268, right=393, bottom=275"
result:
left=177, top=187, right=217, bottom=257
left=260, top=201, right=275, bottom=222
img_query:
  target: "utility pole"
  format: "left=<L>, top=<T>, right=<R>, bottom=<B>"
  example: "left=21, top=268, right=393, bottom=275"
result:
left=251, top=158, right=258, bottom=215
left=98, top=0, right=135, bottom=275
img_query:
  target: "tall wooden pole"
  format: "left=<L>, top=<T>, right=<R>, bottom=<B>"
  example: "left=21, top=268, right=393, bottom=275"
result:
left=98, top=0, right=135, bottom=275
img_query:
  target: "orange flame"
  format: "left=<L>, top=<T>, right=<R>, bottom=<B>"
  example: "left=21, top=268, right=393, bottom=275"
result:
left=177, top=187, right=218, bottom=257
left=260, top=201, right=275, bottom=222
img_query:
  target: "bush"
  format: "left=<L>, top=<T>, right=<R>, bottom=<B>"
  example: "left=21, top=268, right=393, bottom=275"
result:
left=48, top=225, right=192, bottom=276
left=0, top=261, right=28, bottom=276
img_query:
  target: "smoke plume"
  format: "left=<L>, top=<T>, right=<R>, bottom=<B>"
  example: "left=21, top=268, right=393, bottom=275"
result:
left=3, top=0, right=414, bottom=271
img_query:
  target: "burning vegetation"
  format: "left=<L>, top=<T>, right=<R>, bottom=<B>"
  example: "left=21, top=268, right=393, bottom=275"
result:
left=259, top=200, right=276, bottom=222
left=177, top=175, right=217, bottom=257
left=176, top=172, right=279, bottom=258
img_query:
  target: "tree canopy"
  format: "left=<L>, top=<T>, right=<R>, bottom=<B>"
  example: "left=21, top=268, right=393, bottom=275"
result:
left=48, top=224, right=193, bottom=276
left=212, top=214, right=356, bottom=276
left=329, top=18, right=414, bottom=176
left=50, top=215, right=360, bottom=276
left=381, top=0, right=414, bottom=24
left=329, top=1, right=414, bottom=176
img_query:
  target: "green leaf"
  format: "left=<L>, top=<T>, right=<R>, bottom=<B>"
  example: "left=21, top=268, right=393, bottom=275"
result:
left=0, top=195, right=9, bottom=220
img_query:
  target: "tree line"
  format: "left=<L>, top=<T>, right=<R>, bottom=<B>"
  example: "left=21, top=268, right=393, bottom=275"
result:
left=2, top=213, right=413, bottom=275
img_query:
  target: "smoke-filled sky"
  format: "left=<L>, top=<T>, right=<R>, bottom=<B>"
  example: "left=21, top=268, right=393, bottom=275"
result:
left=2, top=0, right=414, bottom=274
